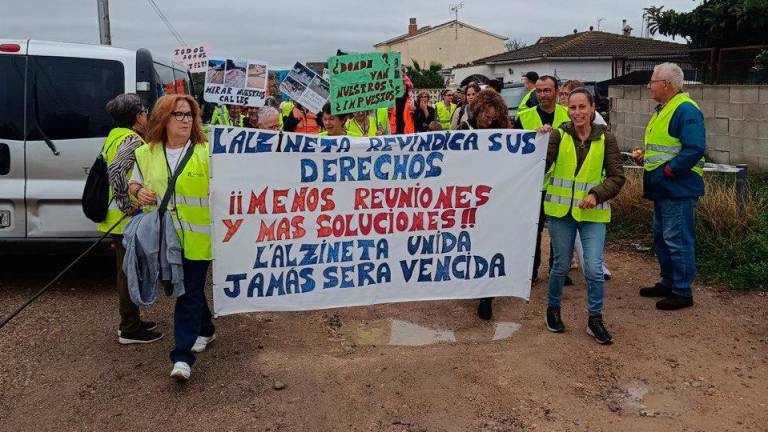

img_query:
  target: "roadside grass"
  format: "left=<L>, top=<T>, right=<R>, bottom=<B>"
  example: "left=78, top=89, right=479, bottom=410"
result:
left=608, top=169, right=768, bottom=291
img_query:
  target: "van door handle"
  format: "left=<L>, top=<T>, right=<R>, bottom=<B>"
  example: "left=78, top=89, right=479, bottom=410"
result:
left=0, top=143, right=9, bottom=175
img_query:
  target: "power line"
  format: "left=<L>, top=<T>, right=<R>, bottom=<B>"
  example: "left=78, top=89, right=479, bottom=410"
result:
left=147, top=0, right=186, bottom=46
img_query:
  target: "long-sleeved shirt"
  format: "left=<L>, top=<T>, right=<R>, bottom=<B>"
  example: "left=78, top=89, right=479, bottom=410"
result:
left=643, top=95, right=706, bottom=200
left=107, top=134, right=144, bottom=213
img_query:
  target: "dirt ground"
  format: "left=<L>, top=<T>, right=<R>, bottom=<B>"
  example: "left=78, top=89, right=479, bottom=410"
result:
left=1, top=240, right=766, bottom=432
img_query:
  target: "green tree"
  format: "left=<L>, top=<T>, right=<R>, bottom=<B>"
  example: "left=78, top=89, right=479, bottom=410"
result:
left=406, top=61, right=445, bottom=89
left=644, top=0, right=768, bottom=48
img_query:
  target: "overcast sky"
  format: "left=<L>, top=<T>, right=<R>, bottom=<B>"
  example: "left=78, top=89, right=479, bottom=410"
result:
left=2, top=0, right=697, bottom=69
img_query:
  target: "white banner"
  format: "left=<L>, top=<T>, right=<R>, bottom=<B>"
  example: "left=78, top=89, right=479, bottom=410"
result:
left=204, top=57, right=268, bottom=107
left=209, top=128, right=547, bottom=315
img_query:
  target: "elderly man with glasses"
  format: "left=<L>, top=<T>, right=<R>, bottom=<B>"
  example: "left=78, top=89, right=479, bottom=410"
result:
left=633, top=62, right=706, bottom=311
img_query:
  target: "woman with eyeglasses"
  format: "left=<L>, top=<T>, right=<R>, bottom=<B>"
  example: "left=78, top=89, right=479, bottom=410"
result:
left=102, top=94, right=157, bottom=345
left=127, top=94, right=214, bottom=382
left=464, top=89, right=512, bottom=319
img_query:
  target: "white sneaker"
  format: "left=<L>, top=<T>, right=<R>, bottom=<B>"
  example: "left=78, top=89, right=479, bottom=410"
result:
left=170, top=361, right=191, bottom=382
left=191, top=334, right=216, bottom=353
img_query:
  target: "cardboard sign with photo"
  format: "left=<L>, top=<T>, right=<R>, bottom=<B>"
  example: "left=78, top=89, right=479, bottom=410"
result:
left=204, top=56, right=269, bottom=107
left=278, top=62, right=330, bottom=114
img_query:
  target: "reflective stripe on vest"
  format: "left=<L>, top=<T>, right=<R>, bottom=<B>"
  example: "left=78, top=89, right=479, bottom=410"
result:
left=376, top=108, right=390, bottom=134
left=515, top=104, right=570, bottom=130
left=643, top=92, right=705, bottom=176
left=435, top=102, right=457, bottom=130
left=134, top=142, right=212, bottom=260
left=543, top=129, right=611, bottom=223
left=97, top=128, right=142, bottom=234
left=345, top=116, right=377, bottom=137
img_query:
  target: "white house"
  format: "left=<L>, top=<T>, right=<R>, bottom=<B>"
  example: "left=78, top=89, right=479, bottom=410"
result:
left=449, top=31, right=688, bottom=87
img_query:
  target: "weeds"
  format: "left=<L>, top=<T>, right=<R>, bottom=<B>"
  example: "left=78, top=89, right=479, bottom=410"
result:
left=608, top=169, right=768, bottom=290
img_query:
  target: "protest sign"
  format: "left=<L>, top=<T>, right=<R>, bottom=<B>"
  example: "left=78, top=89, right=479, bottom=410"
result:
left=172, top=44, right=211, bottom=73
left=209, top=128, right=547, bottom=315
left=328, top=52, right=404, bottom=115
left=204, top=57, right=268, bottom=107
left=279, top=62, right=330, bottom=114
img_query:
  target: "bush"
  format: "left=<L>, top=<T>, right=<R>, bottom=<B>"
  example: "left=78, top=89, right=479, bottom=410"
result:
left=608, top=169, right=768, bottom=290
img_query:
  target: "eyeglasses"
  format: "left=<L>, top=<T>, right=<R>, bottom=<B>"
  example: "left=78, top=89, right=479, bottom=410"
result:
left=170, top=111, right=193, bottom=121
left=535, top=88, right=556, bottom=95
left=648, top=79, right=668, bottom=86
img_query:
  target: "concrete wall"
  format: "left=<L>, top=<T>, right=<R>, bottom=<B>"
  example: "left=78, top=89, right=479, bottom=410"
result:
left=376, top=23, right=506, bottom=69
left=609, top=85, right=768, bottom=172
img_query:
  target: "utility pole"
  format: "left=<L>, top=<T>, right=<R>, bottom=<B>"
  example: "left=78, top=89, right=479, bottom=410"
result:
left=97, top=0, right=111, bottom=45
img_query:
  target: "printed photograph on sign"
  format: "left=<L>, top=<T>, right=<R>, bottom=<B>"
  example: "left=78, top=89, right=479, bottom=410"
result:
left=307, top=76, right=330, bottom=99
left=204, top=57, right=269, bottom=107
left=224, top=59, right=247, bottom=88
left=282, top=75, right=306, bottom=96
left=247, top=63, right=267, bottom=88
left=291, top=62, right=315, bottom=87
left=206, top=59, right=225, bottom=84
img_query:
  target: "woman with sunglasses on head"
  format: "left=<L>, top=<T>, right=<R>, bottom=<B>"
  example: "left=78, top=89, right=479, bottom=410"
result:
left=127, top=94, right=214, bottom=382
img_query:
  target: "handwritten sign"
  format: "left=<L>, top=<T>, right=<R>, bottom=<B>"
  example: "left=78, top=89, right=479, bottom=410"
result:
left=204, top=57, right=268, bottom=107
left=209, top=128, right=547, bottom=314
left=328, top=52, right=404, bottom=115
left=279, top=62, right=330, bottom=114
left=172, top=44, right=211, bottom=73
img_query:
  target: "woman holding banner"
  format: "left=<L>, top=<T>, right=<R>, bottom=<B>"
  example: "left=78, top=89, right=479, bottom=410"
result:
left=542, top=88, right=624, bottom=345
left=127, top=94, right=215, bottom=382
left=467, top=89, right=511, bottom=320
left=319, top=102, right=348, bottom=137
left=346, top=110, right=380, bottom=137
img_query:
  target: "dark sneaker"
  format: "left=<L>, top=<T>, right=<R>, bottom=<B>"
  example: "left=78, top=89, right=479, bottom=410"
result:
left=656, top=294, right=694, bottom=310
left=118, top=329, right=164, bottom=345
left=545, top=306, right=565, bottom=333
left=586, top=315, right=613, bottom=344
left=639, top=283, right=672, bottom=297
left=118, top=320, right=157, bottom=336
left=477, top=298, right=493, bottom=320
left=564, top=275, right=574, bottom=286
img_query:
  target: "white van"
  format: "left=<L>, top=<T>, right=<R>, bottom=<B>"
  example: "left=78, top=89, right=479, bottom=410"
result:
left=0, top=39, right=192, bottom=252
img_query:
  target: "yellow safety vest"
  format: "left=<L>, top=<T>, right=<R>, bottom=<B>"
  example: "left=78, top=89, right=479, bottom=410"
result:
left=643, top=92, right=705, bottom=176
left=345, top=116, right=377, bottom=137
left=544, top=130, right=611, bottom=223
left=514, top=104, right=570, bottom=130
left=134, top=142, right=212, bottom=260
left=519, top=89, right=535, bottom=109
left=435, top=101, right=457, bottom=130
left=279, top=101, right=294, bottom=130
left=376, top=108, right=390, bottom=135
left=210, top=105, right=232, bottom=127
left=97, top=128, right=142, bottom=234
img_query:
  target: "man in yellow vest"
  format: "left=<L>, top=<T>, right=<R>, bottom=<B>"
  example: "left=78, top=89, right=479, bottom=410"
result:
left=634, top=63, right=706, bottom=311
left=346, top=110, right=380, bottom=137
left=513, top=75, right=571, bottom=285
left=103, top=93, right=162, bottom=344
left=435, top=89, right=457, bottom=129
left=518, top=71, right=539, bottom=110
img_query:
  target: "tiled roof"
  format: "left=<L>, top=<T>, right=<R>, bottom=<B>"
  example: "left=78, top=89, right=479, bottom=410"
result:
left=474, top=31, right=688, bottom=64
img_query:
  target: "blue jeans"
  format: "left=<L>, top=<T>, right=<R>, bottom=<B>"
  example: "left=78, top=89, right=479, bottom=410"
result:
left=548, top=213, right=606, bottom=316
left=653, top=198, right=697, bottom=297
left=170, top=259, right=215, bottom=366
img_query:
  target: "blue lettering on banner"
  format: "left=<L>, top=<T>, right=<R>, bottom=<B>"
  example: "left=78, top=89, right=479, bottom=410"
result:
left=300, top=152, right=444, bottom=183
left=488, top=131, right=537, bottom=154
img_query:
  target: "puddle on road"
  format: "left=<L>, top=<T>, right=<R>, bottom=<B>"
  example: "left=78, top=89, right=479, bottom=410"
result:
left=609, top=380, right=689, bottom=417
left=346, top=319, right=522, bottom=346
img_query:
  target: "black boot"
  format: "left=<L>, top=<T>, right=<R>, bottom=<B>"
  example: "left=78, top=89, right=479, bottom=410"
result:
left=586, top=315, right=613, bottom=345
left=545, top=306, right=565, bottom=333
left=477, top=298, right=493, bottom=320
left=656, top=294, right=694, bottom=310
left=639, top=282, right=671, bottom=297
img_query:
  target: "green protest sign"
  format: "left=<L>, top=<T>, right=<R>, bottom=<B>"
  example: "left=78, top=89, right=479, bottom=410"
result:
left=328, top=52, right=404, bottom=115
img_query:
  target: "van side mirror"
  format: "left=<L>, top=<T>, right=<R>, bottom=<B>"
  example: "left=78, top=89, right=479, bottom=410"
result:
left=0, top=143, right=9, bottom=175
